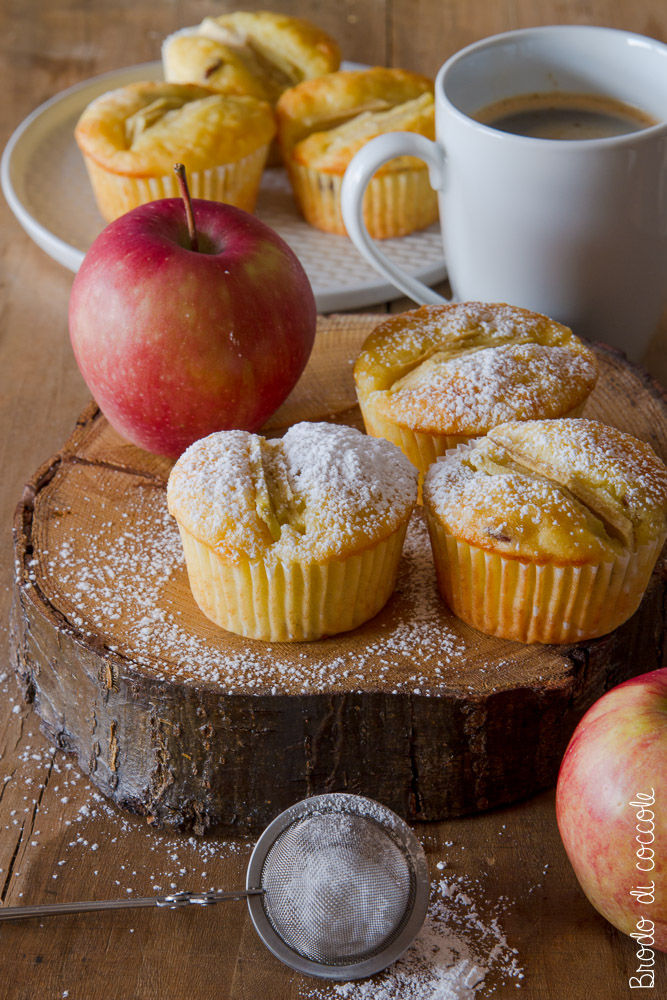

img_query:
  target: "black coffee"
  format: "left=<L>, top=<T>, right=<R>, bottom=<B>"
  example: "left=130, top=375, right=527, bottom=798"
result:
left=475, top=91, right=656, bottom=139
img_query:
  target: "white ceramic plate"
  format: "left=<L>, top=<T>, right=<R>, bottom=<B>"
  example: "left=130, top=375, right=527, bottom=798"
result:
left=1, top=61, right=446, bottom=312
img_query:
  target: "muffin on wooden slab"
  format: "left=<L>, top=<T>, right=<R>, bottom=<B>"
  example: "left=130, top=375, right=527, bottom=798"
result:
left=354, top=302, right=598, bottom=476
left=167, top=422, right=418, bottom=642
left=276, top=67, right=437, bottom=236
left=74, top=81, right=275, bottom=221
left=423, top=418, right=667, bottom=644
left=162, top=11, right=341, bottom=105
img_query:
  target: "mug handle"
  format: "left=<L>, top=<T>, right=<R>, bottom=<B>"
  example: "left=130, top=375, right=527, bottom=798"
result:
left=340, top=132, right=450, bottom=305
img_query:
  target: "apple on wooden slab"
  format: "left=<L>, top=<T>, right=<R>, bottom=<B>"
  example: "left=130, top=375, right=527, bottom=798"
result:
left=69, top=165, right=317, bottom=458
left=556, top=667, right=666, bottom=961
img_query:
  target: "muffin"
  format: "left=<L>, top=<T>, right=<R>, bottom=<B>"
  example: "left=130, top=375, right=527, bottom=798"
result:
left=162, top=11, right=341, bottom=105
left=162, top=11, right=341, bottom=165
left=354, top=302, right=598, bottom=476
left=423, top=418, right=667, bottom=644
left=167, top=422, right=418, bottom=642
left=74, top=81, right=276, bottom=222
left=276, top=68, right=437, bottom=237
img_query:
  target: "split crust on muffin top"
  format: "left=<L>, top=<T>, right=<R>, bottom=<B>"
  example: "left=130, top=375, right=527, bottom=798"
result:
left=167, top=422, right=419, bottom=565
left=423, top=418, right=667, bottom=563
left=162, top=11, right=341, bottom=105
left=74, top=82, right=276, bottom=176
left=354, top=302, right=598, bottom=437
left=290, top=92, right=435, bottom=174
left=276, top=67, right=434, bottom=160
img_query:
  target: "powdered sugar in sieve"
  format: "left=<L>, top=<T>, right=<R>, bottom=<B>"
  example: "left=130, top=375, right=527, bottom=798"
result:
left=247, top=793, right=429, bottom=979
left=0, top=793, right=429, bottom=982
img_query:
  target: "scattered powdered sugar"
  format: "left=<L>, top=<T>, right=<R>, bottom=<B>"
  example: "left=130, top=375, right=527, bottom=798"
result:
left=298, top=872, right=523, bottom=1000
left=3, top=673, right=524, bottom=997
left=39, top=490, right=478, bottom=695
left=0, top=697, right=251, bottom=896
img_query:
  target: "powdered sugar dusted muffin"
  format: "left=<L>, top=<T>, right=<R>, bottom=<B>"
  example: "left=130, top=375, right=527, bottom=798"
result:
left=354, top=302, right=598, bottom=476
left=167, top=422, right=418, bottom=641
left=423, top=418, right=667, bottom=644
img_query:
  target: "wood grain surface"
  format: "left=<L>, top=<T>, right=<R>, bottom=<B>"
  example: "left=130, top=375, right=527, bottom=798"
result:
left=10, top=316, right=667, bottom=845
left=1, top=3, right=666, bottom=999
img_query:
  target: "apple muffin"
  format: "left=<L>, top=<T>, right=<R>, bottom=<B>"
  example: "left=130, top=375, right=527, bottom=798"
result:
left=162, top=10, right=340, bottom=165
left=276, top=67, right=437, bottom=237
left=354, top=302, right=598, bottom=476
left=74, top=81, right=276, bottom=221
left=167, top=421, right=418, bottom=642
left=423, top=418, right=667, bottom=644
left=162, top=11, right=341, bottom=105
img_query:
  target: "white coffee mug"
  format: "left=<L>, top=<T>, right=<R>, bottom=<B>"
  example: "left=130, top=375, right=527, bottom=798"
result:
left=340, top=25, right=667, bottom=360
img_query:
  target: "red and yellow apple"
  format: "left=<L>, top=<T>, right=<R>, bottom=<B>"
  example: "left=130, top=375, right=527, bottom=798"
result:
left=556, top=668, right=666, bottom=954
left=68, top=196, right=316, bottom=457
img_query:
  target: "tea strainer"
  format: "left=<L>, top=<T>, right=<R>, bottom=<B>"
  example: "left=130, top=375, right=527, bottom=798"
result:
left=0, top=793, right=430, bottom=981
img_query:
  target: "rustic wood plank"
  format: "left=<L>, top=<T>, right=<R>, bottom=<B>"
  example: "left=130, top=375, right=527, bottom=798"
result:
left=390, top=0, right=667, bottom=77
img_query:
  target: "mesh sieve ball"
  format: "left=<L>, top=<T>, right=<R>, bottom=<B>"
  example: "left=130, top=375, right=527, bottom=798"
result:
left=245, top=793, right=430, bottom=981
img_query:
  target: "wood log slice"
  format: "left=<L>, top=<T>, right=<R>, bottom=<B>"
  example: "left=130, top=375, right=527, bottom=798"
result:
left=10, top=314, right=667, bottom=835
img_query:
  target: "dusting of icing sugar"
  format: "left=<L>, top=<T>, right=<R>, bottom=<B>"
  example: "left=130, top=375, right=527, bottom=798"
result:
left=490, top=418, right=667, bottom=519
left=1, top=682, right=524, bottom=1000
left=423, top=440, right=625, bottom=562
left=167, top=422, right=418, bottom=563
left=359, top=302, right=573, bottom=371
left=424, top=419, right=667, bottom=561
left=298, top=872, right=523, bottom=1000
left=39, top=490, right=473, bottom=695
left=387, top=342, right=596, bottom=434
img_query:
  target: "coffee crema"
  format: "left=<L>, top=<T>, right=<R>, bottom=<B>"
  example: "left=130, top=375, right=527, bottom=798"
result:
left=474, top=91, right=657, bottom=140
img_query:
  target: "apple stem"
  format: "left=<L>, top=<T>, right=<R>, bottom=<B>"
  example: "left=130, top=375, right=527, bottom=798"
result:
left=174, top=163, right=199, bottom=252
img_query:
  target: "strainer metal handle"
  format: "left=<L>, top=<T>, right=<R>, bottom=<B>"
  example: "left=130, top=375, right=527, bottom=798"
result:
left=0, top=793, right=430, bottom=984
left=0, top=888, right=264, bottom=921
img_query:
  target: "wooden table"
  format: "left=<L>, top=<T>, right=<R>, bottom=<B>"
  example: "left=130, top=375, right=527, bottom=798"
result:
left=0, top=2, right=665, bottom=998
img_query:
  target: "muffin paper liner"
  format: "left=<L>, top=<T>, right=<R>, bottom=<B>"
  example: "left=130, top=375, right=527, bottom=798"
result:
left=357, top=395, right=473, bottom=475
left=286, top=161, right=438, bottom=238
left=175, top=521, right=408, bottom=642
left=82, top=145, right=270, bottom=222
left=425, top=512, right=663, bottom=644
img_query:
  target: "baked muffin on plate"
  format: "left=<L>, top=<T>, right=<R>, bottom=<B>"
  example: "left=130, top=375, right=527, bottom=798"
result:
left=276, top=67, right=437, bottom=237
left=167, top=422, right=418, bottom=642
left=162, top=10, right=340, bottom=165
left=354, top=302, right=598, bottom=476
left=74, top=81, right=275, bottom=221
left=162, top=11, right=341, bottom=105
left=423, top=418, right=667, bottom=644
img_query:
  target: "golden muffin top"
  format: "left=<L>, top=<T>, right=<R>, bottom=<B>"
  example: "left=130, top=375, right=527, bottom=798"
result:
left=354, top=302, right=598, bottom=436
left=162, top=11, right=341, bottom=105
left=276, top=67, right=434, bottom=162
left=74, top=81, right=276, bottom=176
left=291, top=92, right=435, bottom=174
left=423, top=418, right=667, bottom=562
left=167, top=422, right=418, bottom=564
